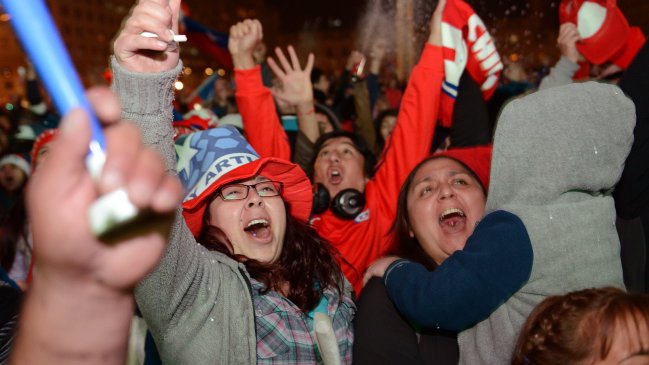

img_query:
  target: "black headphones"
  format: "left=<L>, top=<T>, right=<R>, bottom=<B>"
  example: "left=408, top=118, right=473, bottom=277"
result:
left=311, top=183, right=366, bottom=220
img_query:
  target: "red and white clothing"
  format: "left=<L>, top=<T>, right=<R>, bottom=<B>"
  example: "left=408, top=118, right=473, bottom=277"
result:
left=235, top=45, right=445, bottom=294
left=439, top=0, right=503, bottom=127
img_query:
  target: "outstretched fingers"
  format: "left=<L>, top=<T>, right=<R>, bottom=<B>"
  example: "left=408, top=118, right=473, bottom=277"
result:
left=275, top=46, right=293, bottom=73
left=304, top=53, right=315, bottom=75
left=267, top=56, right=286, bottom=79
left=288, top=45, right=302, bottom=70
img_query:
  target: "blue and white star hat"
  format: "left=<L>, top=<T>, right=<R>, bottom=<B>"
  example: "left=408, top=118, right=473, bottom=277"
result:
left=175, top=126, right=312, bottom=237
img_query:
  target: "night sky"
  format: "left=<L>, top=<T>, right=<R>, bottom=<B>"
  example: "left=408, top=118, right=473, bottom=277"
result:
left=267, top=0, right=547, bottom=31
left=259, top=0, right=647, bottom=68
left=266, top=0, right=647, bottom=34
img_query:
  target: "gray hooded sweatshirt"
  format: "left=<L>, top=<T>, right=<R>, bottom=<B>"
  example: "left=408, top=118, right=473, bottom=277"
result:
left=459, top=82, right=635, bottom=364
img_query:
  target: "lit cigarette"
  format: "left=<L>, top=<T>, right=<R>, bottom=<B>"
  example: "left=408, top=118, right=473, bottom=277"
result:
left=141, top=31, right=187, bottom=42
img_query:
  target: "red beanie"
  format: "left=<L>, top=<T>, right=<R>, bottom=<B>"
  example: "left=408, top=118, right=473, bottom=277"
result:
left=434, top=145, right=492, bottom=192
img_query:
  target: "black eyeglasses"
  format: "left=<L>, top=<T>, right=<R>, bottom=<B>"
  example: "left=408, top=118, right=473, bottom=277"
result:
left=217, top=181, right=284, bottom=201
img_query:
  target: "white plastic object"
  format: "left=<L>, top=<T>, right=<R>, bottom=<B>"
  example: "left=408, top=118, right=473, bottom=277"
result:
left=88, top=188, right=140, bottom=237
left=86, top=145, right=141, bottom=238
left=313, top=312, right=341, bottom=365
left=140, top=31, right=187, bottom=42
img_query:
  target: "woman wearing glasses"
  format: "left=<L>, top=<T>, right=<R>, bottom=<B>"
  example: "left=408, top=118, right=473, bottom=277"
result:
left=110, top=2, right=354, bottom=363
left=127, top=127, right=354, bottom=364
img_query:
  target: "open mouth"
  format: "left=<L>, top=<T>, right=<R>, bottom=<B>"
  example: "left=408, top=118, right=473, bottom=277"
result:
left=438, top=208, right=467, bottom=232
left=244, top=218, right=272, bottom=240
left=0, top=177, right=15, bottom=189
left=328, top=169, right=343, bottom=185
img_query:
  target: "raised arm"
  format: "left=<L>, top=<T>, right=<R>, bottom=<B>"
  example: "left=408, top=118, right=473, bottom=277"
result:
left=230, top=19, right=291, bottom=160
left=10, top=87, right=181, bottom=365
left=538, top=23, right=581, bottom=90
left=351, top=67, right=379, bottom=155
left=112, top=0, right=182, bottom=173
left=370, top=0, right=446, bottom=219
left=111, top=1, right=242, bottom=354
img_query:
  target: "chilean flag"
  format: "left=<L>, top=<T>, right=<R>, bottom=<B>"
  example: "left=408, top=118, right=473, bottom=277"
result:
left=184, top=74, right=218, bottom=108
left=180, top=14, right=233, bottom=70
left=439, top=0, right=503, bottom=128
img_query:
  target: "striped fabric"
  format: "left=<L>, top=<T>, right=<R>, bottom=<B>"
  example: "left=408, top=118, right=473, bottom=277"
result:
left=250, top=279, right=355, bottom=364
left=0, top=315, right=18, bottom=364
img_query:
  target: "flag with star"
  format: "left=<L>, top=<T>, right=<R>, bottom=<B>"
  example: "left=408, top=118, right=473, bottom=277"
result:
left=175, top=126, right=259, bottom=202
left=179, top=15, right=233, bottom=70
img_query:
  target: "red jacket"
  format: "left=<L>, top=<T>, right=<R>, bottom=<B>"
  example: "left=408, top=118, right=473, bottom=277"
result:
left=235, top=45, right=444, bottom=294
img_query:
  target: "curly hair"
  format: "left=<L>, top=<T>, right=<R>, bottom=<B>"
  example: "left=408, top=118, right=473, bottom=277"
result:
left=512, top=287, right=649, bottom=365
left=198, top=201, right=345, bottom=313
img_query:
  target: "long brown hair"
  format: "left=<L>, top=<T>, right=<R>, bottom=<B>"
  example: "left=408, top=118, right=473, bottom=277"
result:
left=198, top=201, right=344, bottom=312
left=512, top=287, right=649, bottom=365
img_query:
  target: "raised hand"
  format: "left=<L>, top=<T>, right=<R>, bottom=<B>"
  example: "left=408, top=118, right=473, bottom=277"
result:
left=362, top=256, right=400, bottom=287
left=27, top=86, right=182, bottom=291
left=228, top=19, right=263, bottom=70
left=267, top=45, right=315, bottom=107
left=113, top=0, right=182, bottom=73
left=558, top=22, right=582, bottom=64
left=346, top=50, right=365, bottom=72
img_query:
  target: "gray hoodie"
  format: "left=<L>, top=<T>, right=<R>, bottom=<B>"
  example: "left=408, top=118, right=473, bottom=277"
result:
left=459, top=82, right=635, bottom=364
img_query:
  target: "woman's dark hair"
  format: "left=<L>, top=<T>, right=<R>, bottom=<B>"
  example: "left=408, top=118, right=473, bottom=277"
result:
left=0, top=195, right=29, bottom=273
left=512, top=287, right=649, bottom=365
left=314, top=102, right=341, bottom=131
left=391, top=155, right=486, bottom=270
left=310, top=67, right=325, bottom=85
left=373, top=108, right=399, bottom=154
left=308, top=130, right=377, bottom=180
left=198, top=201, right=344, bottom=312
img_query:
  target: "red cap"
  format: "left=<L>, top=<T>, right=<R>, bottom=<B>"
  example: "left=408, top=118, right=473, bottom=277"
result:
left=30, top=128, right=59, bottom=171
left=609, top=26, right=646, bottom=69
left=434, top=145, right=492, bottom=192
left=559, top=0, right=645, bottom=67
left=182, top=157, right=312, bottom=238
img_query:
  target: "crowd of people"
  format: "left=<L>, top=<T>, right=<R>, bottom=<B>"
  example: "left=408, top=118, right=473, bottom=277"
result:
left=1, top=0, right=649, bottom=364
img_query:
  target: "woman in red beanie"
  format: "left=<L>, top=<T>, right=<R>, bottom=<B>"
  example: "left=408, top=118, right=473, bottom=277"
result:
left=353, top=146, right=492, bottom=365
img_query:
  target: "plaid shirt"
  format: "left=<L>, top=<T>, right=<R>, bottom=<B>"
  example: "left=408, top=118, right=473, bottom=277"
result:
left=251, top=278, right=355, bottom=364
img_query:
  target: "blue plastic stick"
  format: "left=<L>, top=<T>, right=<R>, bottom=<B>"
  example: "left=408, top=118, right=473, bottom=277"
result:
left=4, top=0, right=106, bottom=176
left=4, top=0, right=144, bottom=237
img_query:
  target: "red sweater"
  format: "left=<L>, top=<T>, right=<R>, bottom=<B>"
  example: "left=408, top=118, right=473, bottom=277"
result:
left=235, top=45, right=444, bottom=294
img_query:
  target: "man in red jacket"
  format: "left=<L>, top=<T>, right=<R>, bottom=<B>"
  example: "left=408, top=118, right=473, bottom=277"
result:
left=231, top=2, right=446, bottom=294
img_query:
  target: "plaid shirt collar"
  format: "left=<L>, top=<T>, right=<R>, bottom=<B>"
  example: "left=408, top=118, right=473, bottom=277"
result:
left=249, top=278, right=354, bottom=364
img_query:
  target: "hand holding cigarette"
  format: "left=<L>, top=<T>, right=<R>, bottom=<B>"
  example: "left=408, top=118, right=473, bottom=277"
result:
left=140, top=31, right=187, bottom=43
left=114, top=0, right=182, bottom=73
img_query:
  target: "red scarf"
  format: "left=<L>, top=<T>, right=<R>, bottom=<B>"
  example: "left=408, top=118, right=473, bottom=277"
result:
left=439, top=0, right=503, bottom=128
